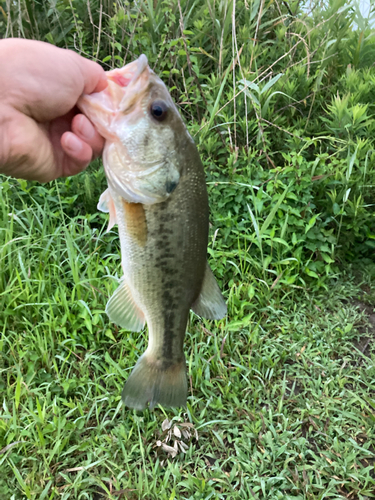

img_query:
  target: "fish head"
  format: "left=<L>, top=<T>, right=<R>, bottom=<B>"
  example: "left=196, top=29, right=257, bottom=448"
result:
left=78, top=55, right=189, bottom=204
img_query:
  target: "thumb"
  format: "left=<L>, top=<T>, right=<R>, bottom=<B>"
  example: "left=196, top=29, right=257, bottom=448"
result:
left=75, top=55, right=108, bottom=95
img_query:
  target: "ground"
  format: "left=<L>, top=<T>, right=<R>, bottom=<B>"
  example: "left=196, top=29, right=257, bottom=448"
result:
left=0, top=175, right=374, bottom=500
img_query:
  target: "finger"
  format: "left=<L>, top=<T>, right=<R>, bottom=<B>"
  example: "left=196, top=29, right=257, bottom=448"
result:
left=61, top=154, right=92, bottom=178
left=0, top=106, right=58, bottom=183
left=60, top=131, right=93, bottom=174
left=73, top=53, right=108, bottom=94
left=1, top=39, right=108, bottom=121
left=62, top=153, right=93, bottom=177
left=50, top=113, right=98, bottom=178
left=94, top=74, right=108, bottom=93
left=71, top=114, right=104, bottom=158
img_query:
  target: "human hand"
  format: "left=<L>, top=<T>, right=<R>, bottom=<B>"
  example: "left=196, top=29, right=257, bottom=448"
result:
left=0, top=38, right=107, bottom=183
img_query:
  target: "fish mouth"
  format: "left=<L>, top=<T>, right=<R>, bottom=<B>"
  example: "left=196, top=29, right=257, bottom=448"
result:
left=106, top=54, right=150, bottom=98
left=77, top=54, right=150, bottom=131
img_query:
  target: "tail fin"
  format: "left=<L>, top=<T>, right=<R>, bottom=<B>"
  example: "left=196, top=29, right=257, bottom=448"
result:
left=122, top=355, right=187, bottom=410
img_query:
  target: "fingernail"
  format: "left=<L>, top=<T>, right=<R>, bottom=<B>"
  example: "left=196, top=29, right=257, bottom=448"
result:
left=77, top=116, right=95, bottom=140
left=65, top=133, right=83, bottom=153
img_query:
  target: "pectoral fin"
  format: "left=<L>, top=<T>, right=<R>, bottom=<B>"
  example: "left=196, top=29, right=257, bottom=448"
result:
left=98, top=188, right=117, bottom=231
left=106, top=280, right=145, bottom=331
left=191, top=263, right=227, bottom=320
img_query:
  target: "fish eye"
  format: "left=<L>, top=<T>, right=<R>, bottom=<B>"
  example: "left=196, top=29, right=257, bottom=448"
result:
left=150, top=100, right=168, bottom=122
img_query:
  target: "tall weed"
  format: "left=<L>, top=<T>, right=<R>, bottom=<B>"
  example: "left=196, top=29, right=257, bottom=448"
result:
left=1, top=0, right=375, bottom=290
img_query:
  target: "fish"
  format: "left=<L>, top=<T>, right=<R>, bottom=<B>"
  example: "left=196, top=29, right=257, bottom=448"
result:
left=78, top=54, right=226, bottom=410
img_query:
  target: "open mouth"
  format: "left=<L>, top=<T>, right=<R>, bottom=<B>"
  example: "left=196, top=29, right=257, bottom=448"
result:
left=106, top=54, right=149, bottom=90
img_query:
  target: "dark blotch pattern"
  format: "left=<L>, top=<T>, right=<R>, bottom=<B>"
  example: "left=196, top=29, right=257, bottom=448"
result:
left=166, top=180, right=178, bottom=194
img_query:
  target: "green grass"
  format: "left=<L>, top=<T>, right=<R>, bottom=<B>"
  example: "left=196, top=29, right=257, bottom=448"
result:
left=1, top=0, right=375, bottom=498
left=0, top=173, right=374, bottom=500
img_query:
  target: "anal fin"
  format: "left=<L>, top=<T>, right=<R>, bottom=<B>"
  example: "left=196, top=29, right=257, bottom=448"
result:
left=106, top=280, right=145, bottom=331
left=191, top=263, right=227, bottom=320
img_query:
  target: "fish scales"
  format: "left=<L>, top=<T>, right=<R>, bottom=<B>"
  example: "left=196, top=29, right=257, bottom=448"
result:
left=112, top=143, right=207, bottom=376
left=78, top=54, right=226, bottom=410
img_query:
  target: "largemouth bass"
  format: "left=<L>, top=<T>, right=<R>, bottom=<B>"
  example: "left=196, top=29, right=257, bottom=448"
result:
left=78, top=55, right=226, bottom=410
